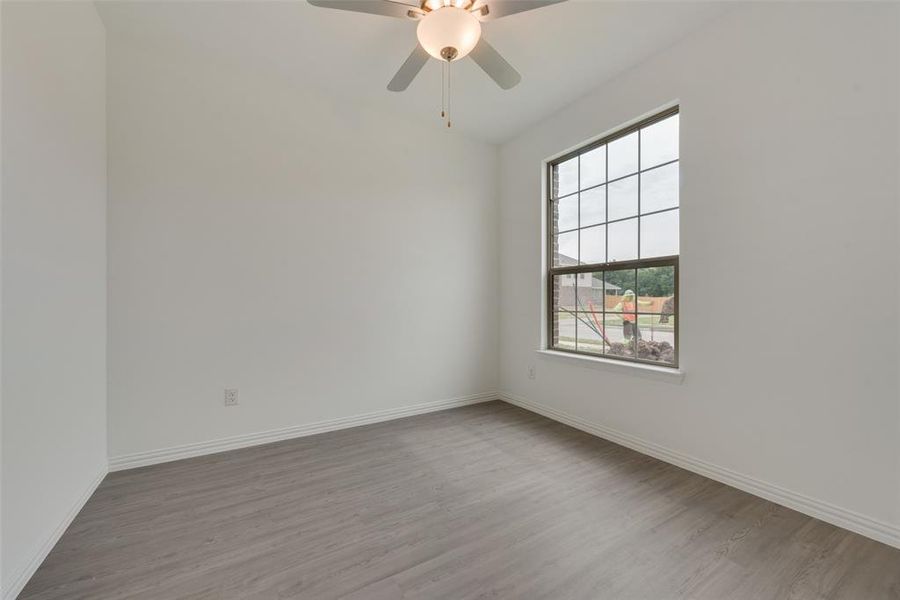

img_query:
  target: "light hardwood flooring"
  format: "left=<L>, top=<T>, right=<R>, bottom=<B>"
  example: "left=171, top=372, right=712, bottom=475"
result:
left=20, top=401, right=900, bottom=599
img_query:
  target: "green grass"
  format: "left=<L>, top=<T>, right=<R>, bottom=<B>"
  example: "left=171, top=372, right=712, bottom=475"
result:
left=557, top=313, right=675, bottom=330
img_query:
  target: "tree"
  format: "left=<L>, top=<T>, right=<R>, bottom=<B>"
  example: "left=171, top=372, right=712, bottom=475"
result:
left=602, top=266, right=674, bottom=298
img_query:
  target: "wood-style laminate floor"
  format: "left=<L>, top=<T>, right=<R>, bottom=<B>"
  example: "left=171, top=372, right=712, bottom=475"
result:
left=21, top=401, right=900, bottom=599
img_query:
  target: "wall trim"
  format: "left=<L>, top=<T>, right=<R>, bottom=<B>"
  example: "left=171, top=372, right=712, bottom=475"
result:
left=3, top=466, right=108, bottom=600
left=499, top=391, right=900, bottom=550
left=109, top=392, right=498, bottom=472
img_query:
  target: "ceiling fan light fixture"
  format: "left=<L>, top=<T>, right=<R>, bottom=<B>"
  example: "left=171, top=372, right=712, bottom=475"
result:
left=424, top=0, right=470, bottom=10
left=416, top=6, right=482, bottom=61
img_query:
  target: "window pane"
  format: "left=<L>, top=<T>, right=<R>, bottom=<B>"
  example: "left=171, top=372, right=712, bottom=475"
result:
left=640, top=114, right=679, bottom=169
left=577, top=313, right=606, bottom=355
left=555, top=157, right=578, bottom=198
left=581, top=271, right=606, bottom=312
left=554, top=312, right=576, bottom=350
left=608, top=218, right=638, bottom=262
left=598, top=272, right=617, bottom=303
left=637, top=315, right=676, bottom=365
left=640, top=210, right=679, bottom=258
left=579, top=186, right=605, bottom=227
left=580, top=145, right=606, bottom=189
left=579, top=225, right=605, bottom=265
left=637, top=266, right=675, bottom=314
left=605, top=268, right=636, bottom=307
left=608, top=132, right=638, bottom=180
left=641, top=163, right=679, bottom=214
left=553, top=274, right=577, bottom=312
left=608, top=175, right=638, bottom=221
left=554, top=194, right=578, bottom=233
left=604, top=312, right=633, bottom=359
left=553, top=230, right=578, bottom=266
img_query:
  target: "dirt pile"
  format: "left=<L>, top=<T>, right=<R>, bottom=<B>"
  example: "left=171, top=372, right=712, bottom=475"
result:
left=607, top=340, right=674, bottom=364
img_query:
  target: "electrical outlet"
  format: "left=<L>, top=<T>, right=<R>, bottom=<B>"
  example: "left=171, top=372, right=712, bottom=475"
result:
left=527, top=365, right=536, bottom=380
left=224, top=388, right=239, bottom=406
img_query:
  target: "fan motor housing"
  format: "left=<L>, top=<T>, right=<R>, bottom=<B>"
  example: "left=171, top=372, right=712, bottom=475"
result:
left=420, top=0, right=477, bottom=11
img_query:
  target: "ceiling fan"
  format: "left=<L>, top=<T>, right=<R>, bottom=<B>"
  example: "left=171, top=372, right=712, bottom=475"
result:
left=308, top=0, right=567, bottom=126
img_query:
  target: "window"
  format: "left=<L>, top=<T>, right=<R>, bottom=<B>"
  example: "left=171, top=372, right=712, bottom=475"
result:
left=547, top=107, right=679, bottom=367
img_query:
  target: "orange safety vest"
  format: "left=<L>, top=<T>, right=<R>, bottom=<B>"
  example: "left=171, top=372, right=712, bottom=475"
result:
left=621, top=302, right=636, bottom=322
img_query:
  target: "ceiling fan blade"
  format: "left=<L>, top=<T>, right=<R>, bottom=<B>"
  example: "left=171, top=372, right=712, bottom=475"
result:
left=469, top=39, right=521, bottom=90
left=307, top=0, right=422, bottom=20
left=475, top=0, right=567, bottom=20
left=387, top=44, right=430, bottom=92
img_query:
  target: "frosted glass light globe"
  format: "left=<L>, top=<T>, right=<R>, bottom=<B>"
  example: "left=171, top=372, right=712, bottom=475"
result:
left=416, top=6, right=482, bottom=61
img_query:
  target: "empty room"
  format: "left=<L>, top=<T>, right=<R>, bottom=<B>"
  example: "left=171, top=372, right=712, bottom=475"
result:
left=2, top=0, right=900, bottom=598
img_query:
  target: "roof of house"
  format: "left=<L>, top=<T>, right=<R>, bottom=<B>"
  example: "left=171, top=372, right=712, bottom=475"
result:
left=556, top=255, right=622, bottom=290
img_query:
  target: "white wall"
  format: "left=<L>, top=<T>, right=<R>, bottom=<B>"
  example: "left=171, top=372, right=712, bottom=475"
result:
left=1, top=1, right=108, bottom=595
left=499, top=2, right=900, bottom=542
left=106, top=31, right=499, bottom=460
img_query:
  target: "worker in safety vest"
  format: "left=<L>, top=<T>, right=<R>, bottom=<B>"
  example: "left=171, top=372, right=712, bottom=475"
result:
left=614, top=289, right=650, bottom=342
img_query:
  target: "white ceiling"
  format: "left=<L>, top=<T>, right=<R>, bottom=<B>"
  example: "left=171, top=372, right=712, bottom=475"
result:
left=97, top=0, right=730, bottom=144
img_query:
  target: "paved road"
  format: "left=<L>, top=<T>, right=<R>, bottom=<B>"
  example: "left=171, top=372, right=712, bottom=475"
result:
left=557, top=314, right=674, bottom=346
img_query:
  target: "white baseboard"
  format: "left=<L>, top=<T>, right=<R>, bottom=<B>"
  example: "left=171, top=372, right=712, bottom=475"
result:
left=3, top=466, right=108, bottom=600
left=499, top=391, right=900, bottom=550
left=109, top=392, right=498, bottom=472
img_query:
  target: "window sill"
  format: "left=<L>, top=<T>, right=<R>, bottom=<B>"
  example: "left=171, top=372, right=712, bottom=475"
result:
left=535, top=349, right=685, bottom=384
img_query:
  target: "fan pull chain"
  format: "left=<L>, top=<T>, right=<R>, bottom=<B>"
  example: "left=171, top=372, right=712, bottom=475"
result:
left=441, top=61, right=445, bottom=119
left=446, top=58, right=451, bottom=128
